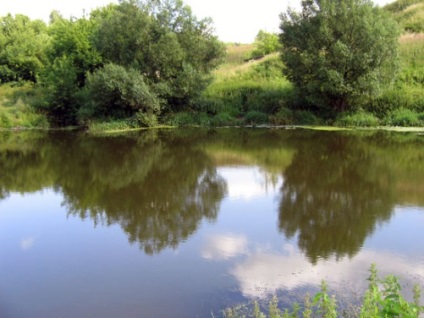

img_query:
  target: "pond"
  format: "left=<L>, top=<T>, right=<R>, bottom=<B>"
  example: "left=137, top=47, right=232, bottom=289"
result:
left=1, top=128, right=424, bottom=317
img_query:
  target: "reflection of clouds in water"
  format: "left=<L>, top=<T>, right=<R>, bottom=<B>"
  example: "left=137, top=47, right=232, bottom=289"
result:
left=218, top=167, right=282, bottom=201
left=202, top=233, right=248, bottom=260
left=231, top=244, right=424, bottom=298
left=20, top=237, right=36, bottom=251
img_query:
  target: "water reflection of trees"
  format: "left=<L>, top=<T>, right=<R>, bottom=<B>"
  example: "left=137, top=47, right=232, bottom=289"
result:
left=278, top=132, right=399, bottom=263
left=0, top=131, right=227, bottom=254
left=61, top=133, right=227, bottom=254
left=1, top=129, right=423, bottom=259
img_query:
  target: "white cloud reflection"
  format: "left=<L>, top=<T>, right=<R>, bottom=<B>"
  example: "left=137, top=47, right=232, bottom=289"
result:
left=218, top=167, right=282, bottom=201
left=20, top=237, right=36, bottom=251
left=202, top=233, right=248, bottom=260
left=230, top=244, right=424, bottom=298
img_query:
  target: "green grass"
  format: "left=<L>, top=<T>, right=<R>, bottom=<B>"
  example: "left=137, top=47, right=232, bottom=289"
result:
left=200, top=45, right=294, bottom=122
left=335, top=110, right=381, bottom=127
left=0, top=83, right=49, bottom=129
left=384, top=0, right=424, bottom=32
left=202, top=35, right=424, bottom=128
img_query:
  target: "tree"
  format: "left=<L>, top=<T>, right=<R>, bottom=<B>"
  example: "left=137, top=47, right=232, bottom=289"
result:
left=279, top=0, right=400, bottom=112
left=82, top=63, right=161, bottom=124
left=251, top=30, right=280, bottom=59
left=0, top=14, right=49, bottom=83
left=93, top=0, right=225, bottom=112
left=38, top=15, right=103, bottom=126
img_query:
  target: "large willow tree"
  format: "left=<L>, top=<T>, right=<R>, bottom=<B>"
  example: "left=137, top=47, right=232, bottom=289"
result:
left=279, top=0, right=400, bottom=113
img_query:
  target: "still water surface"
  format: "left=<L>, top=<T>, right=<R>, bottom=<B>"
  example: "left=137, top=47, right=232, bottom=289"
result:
left=1, top=128, right=424, bottom=317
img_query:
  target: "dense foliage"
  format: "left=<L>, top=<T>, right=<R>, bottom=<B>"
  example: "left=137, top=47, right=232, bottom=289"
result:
left=1, top=0, right=423, bottom=128
left=251, top=30, right=281, bottom=59
left=279, top=0, right=400, bottom=113
left=0, top=0, right=225, bottom=126
left=0, top=14, right=49, bottom=83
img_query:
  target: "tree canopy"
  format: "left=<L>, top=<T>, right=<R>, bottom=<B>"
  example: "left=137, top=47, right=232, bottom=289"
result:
left=0, top=0, right=225, bottom=126
left=279, top=0, right=400, bottom=113
left=0, top=14, right=49, bottom=83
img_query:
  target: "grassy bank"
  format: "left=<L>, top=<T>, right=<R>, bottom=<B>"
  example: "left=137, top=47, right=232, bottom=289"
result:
left=178, top=32, right=424, bottom=128
left=1, top=34, right=423, bottom=131
left=1, top=2, right=423, bottom=131
left=0, top=83, right=48, bottom=129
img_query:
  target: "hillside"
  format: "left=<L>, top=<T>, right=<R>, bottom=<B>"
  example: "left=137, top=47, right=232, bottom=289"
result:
left=384, top=0, right=424, bottom=33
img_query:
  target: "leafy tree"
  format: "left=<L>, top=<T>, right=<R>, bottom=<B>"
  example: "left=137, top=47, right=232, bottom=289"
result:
left=38, top=15, right=103, bottom=125
left=46, top=15, right=102, bottom=87
left=0, top=14, right=49, bottom=83
left=251, top=30, right=280, bottom=59
left=279, top=0, right=400, bottom=112
left=82, top=63, right=161, bottom=123
left=93, top=0, right=225, bottom=112
left=37, top=56, right=81, bottom=126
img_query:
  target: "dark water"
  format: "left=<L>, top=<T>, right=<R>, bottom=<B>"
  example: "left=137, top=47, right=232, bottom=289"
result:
left=1, top=128, right=424, bottom=317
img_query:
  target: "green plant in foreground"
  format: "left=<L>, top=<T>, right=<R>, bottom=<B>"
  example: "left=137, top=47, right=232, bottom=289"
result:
left=223, top=264, right=423, bottom=318
left=362, top=264, right=423, bottom=318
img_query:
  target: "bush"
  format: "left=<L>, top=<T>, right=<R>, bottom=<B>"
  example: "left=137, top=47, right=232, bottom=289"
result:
left=293, top=110, right=322, bottom=125
left=367, top=88, right=414, bottom=118
left=193, top=98, right=225, bottom=115
left=245, top=111, right=269, bottom=125
left=132, top=111, right=158, bottom=128
left=0, top=113, right=11, bottom=128
left=165, top=111, right=210, bottom=127
left=336, top=110, right=380, bottom=127
left=210, top=113, right=236, bottom=127
left=87, top=119, right=133, bottom=132
left=269, top=108, right=294, bottom=125
left=388, top=108, right=421, bottom=126
left=83, top=63, right=161, bottom=121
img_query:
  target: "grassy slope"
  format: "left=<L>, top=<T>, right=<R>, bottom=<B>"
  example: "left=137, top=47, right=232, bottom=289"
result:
left=384, top=0, right=424, bottom=32
left=0, top=83, right=48, bottom=129
left=202, top=1, right=424, bottom=127
left=200, top=44, right=294, bottom=124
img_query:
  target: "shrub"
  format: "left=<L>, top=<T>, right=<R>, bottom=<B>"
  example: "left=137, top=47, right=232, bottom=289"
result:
left=245, top=111, right=269, bottom=125
left=193, top=98, right=225, bottom=115
left=367, top=87, right=417, bottom=118
left=133, top=111, right=158, bottom=128
left=83, top=63, right=161, bottom=121
left=165, top=111, right=210, bottom=127
left=269, top=108, right=294, bottom=125
left=0, top=113, right=11, bottom=128
left=388, top=108, right=421, bottom=126
left=336, top=110, right=380, bottom=127
left=166, top=112, right=196, bottom=127
left=87, top=119, right=133, bottom=132
left=293, top=110, right=322, bottom=125
left=210, top=113, right=236, bottom=127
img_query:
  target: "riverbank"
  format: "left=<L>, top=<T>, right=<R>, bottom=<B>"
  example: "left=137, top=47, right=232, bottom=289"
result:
left=1, top=34, right=423, bottom=131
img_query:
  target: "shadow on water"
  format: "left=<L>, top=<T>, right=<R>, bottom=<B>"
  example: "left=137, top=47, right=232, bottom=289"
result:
left=0, top=129, right=423, bottom=261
